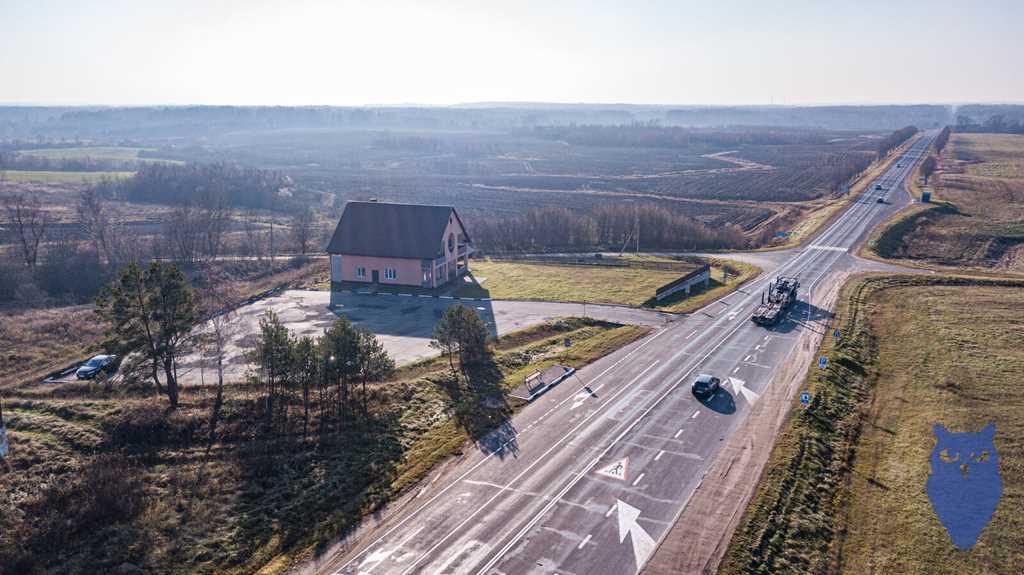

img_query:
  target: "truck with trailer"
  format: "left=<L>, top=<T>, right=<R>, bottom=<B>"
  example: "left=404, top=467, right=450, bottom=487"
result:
left=751, top=276, right=800, bottom=326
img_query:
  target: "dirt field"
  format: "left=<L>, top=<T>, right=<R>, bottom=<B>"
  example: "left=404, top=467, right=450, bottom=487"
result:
left=719, top=275, right=1024, bottom=575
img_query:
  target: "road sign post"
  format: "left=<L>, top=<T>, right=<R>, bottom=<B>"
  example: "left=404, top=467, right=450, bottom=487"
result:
left=819, top=356, right=828, bottom=370
left=800, top=391, right=811, bottom=408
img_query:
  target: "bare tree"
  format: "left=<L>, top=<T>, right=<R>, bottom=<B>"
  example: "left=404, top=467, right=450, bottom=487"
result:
left=77, top=188, right=111, bottom=261
left=291, top=206, right=315, bottom=255
left=3, top=194, right=51, bottom=267
left=201, top=282, right=239, bottom=449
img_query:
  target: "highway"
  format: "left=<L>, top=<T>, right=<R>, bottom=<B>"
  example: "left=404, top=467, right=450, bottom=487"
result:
left=306, top=133, right=935, bottom=575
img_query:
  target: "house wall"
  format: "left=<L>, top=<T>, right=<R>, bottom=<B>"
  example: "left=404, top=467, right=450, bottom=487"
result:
left=437, top=213, right=469, bottom=285
left=339, top=255, right=423, bottom=286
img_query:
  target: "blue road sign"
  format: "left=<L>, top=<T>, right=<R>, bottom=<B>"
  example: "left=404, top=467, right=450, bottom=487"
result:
left=800, top=391, right=811, bottom=406
left=818, top=356, right=828, bottom=370
left=834, top=329, right=841, bottom=339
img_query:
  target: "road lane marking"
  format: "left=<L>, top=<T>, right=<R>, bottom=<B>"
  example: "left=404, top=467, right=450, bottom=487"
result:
left=467, top=142, right=933, bottom=575
left=395, top=357, right=667, bottom=574
left=616, top=500, right=658, bottom=570
left=691, top=410, right=700, bottom=419
left=356, top=139, right=937, bottom=575
left=334, top=329, right=669, bottom=575
left=353, top=525, right=425, bottom=574
left=674, top=429, right=683, bottom=439
left=596, top=457, right=630, bottom=482
left=732, top=366, right=740, bottom=374
left=578, top=534, right=593, bottom=550
left=685, top=329, right=697, bottom=340
left=743, top=354, right=752, bottom=362
left=654, top=450, right=665, bottom=461
left=632, top=473, right=646, bottom=487
left=605, top=505, right=616, bottom=518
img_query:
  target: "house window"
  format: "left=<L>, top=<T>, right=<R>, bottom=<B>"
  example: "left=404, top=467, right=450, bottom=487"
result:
left=385, top=267, right=396, bottom=280
left=448, top=233, right=455, bottom=252
left=356, top=266, right=366, bottom=278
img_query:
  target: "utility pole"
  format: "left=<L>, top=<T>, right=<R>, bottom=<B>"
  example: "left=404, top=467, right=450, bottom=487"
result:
left=634, top=204, right=640, bottom=255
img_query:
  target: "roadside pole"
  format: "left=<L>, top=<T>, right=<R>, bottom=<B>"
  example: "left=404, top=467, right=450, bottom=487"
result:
left=0, top=395, right=8, bottom=459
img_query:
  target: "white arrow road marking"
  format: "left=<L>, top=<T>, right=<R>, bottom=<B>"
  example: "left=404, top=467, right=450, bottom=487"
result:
left=729, top=376, right=760, bottom=405
left=432, top=539, right=491, bottom=574
left=596, top=457, right=629, bottom=481
left=570, top=389, right=596, bottom=410
left=727, top=311, right=738, bottom=321
left=616, top=500, right=657, bottom=571
left=356, top=525, right=425, bottom=573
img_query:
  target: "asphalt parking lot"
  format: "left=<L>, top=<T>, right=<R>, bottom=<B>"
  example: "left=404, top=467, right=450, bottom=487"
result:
left=176, top=289, right=674, bottom=385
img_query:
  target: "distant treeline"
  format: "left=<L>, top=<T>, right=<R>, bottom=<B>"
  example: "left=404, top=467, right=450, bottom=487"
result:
left=94, top=163, right=294, bottom=211
left=877, top=126, right=918, bottom=157
left=955, top=114, right=1024, bottom=134
left=532, top=124, right=828, bottom=148
left=468, top=204, right=748, bottom=253
left=0, top=104, right=954, bottom=140
left=954, top=105, right=1024, bottom=134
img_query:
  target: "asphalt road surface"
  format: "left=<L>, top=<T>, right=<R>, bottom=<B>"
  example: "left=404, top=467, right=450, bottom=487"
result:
left=304, top=133, right=935, bottom=575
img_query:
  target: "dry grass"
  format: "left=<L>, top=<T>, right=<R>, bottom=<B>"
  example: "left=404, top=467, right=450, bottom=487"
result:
left=0, top=317, right=649, bottom=574
left=869, top=133, right=1024, bottom=273
left=720, top=275, right=1024, bottom=575
left=447, top=255, right=758, bottom=312
left=839, top=283, right=1024, bottom=574
left=0, top=170, right=135, bottom=183
left=460, top=257, right=691, bottom=306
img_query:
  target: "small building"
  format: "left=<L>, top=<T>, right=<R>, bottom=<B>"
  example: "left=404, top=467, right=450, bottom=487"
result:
left=326, top=201, right=473, bottom=289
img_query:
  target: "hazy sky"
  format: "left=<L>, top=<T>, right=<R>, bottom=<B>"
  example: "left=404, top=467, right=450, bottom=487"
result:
left=1, top=0, right=1021, bottom=106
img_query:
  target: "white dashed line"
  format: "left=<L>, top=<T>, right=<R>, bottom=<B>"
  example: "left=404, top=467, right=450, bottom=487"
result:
left=743, top=355, right=752, bottom=362
left=654, top=450, right=665, bottom=461
left=674, top=429, right=684, bottom=439
left=691, top=410, right=700, bottom=419
left=632, top=473, right=645, bottom=487
left=732, top=366, right=740, bottom=374
left=685, top=330, right=698, bottom=340
left=578, top=534, right=593, bottom=550
left=604, top=505, right=616, bottom=518
left=418, top=294, right=432, bottom=298
left=439, top=296, right=454, bottom=300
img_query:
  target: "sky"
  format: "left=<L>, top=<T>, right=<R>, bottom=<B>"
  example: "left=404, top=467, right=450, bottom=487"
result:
left=1, top=0, right=1021, bottom=107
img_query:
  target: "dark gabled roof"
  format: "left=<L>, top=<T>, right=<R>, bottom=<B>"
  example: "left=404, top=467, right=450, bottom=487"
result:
left=326, top=201, right=468, bottom=259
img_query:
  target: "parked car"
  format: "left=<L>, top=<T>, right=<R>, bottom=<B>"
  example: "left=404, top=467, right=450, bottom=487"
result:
left=691, top=373, right=721, bottom=398
left=76, top=354, right=118, bottom=380
left=874, top=183, right=884, bottom=191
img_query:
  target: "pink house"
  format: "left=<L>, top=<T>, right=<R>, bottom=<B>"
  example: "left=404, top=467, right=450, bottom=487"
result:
left=326, top=201, right=473, bottom=289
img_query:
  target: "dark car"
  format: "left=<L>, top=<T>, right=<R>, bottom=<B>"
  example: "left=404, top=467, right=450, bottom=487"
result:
left=874, top=184, right=884, bottom=191
left=691, top=373, right=721, bottom=398
left=876, top=197, right=886, bottom=203
left=76, top=354, right=118, bottom=380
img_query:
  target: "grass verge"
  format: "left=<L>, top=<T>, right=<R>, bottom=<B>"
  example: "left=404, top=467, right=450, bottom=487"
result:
left=0, top=170, right=135, bottom=183
left=435, top=255, right=759, bottom=312
left=719, top=274, right=1024, bottom=575
left=0, top=317, right=649, bottom=574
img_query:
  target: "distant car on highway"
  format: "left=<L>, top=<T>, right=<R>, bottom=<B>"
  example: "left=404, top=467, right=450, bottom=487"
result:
left=691, top=373, right=721, bottom=399
left=76, top=354, right=118, bottom=380
left=876, top=197, right=886, bottom=203
left=875, top=184, right=884, bottom=191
